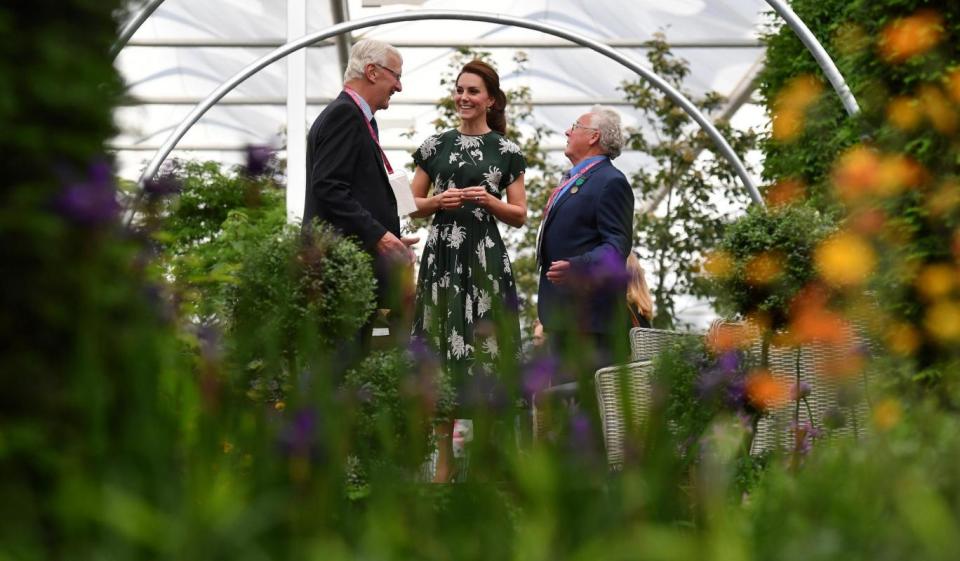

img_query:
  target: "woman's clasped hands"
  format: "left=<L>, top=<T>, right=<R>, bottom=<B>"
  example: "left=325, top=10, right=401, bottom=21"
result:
left=437, top=186, right=490, bottom=209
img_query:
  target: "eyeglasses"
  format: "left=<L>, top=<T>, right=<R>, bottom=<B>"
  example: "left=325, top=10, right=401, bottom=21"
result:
left=375, top=63, right=402, bottom=82
left=569, top=121, right=599, bottom=132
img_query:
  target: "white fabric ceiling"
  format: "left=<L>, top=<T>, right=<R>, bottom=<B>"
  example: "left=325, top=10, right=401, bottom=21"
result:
left=113, top=0, right=770, bottom=181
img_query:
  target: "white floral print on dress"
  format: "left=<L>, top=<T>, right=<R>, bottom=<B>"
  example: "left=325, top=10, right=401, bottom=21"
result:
left=419, top=135, right=440, bottom=159
left=448, top=328, right=473, bottom=359
left=498, top=137, right=521, bottom=154
left=482, top=166, right=502, bottom=189
left=447, top=222, right=466, bottom=249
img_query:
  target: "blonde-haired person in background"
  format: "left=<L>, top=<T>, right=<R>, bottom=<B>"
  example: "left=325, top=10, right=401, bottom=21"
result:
left=625, top=251, right=654, bottom=329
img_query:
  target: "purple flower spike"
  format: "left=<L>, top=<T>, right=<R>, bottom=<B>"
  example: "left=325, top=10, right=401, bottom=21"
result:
left=522, top=355, right=558, bottom=396
left=279, top=408, right=322, bottom=458
left=55, top=161, right=120, bottom=226
left=245, top=144, right=274, bottom=177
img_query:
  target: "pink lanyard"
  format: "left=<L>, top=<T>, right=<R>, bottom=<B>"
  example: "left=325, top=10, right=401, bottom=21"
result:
left=543, top=159, right=602, bottom=220
left=342, top=87, right=394, bottom=174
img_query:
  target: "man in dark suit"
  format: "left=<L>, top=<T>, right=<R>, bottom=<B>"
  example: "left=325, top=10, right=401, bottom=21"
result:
left=537, top=105, right=634, bottom=379
left=303, top=38, right=417, bottom=353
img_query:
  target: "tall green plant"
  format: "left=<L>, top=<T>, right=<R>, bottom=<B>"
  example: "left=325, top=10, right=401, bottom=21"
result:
left=621, top=35, right=758, bottom=328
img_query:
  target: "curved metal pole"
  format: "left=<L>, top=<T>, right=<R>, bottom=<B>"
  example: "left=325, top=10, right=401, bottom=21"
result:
left=764, top=0, right=859, bottom=116
left=136, top=10, right=763, bottom=206
left=111, top=0, right=166, bottom=60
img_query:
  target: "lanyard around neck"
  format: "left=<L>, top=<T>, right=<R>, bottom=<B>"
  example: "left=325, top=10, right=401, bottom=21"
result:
left=342, top=88, right=394, bottom=174
left=543, top=159, right=603, bottom=217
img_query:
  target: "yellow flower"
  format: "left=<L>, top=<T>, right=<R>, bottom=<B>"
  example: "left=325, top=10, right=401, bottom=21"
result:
left=274, top=400, right=286, bottom=411
left=872, top=398, right=903, bottom=431
left=887, top=96, right=922, bottom=131
left=772, top=108, right=804, bottom=142
left=924, top=300, right=960, bottom=343
left=703, top=250, right=734, bottom=279
left=886, top=323, right=920, bottom=356
left=926, top=180, right=960, bottom=218
left=815, top=232, right=876, bottom=287
left=915, top=264, right=955, bottom=300
left=876, top=154, right=924, bottom=197
left=745, top=251, right=783, bottom=285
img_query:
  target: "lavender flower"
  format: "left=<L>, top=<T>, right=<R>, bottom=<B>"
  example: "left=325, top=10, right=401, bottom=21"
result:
left=575, top=245, right=630, bottom=291
left=792, top=381, right=812, bottom=400
left=278, top=408, right=323, bottom=459
left=55, top=160, right=120, bottom=226
left=522, top=355, right=558, bottom=396
left=245, top=144, right=274, bottom=177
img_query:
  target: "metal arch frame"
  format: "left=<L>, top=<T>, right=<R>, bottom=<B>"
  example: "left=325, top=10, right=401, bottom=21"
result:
left=111, top=0, right=861, bottom=117
left=764, top=0, right=859, bottom=116
left=134, top=10, right=765, bottom=205
left=111, top=0, right=165, bottom=60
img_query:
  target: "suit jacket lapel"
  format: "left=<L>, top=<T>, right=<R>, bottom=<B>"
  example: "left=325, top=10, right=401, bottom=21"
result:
left=543, top=159, right=609, bottom=231
left=339, top=91, right=391, bottom=186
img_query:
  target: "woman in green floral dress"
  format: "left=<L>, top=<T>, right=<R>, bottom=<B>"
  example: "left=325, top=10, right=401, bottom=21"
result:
left=410, top=60, right=527, bottom=482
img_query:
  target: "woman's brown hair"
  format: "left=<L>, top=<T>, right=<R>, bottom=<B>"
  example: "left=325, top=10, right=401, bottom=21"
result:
left=457, top=59, right=508, bottom=135
left=626, top=252, right=654, bottom=322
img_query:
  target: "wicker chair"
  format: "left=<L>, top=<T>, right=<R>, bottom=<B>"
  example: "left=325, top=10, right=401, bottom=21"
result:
left=750, top=336, right=874, bottom=454
left=595, top=326, right=875, bottom=467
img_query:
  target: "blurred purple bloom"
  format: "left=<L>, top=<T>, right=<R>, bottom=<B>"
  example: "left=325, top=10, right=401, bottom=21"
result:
left=278, top=408, right=322, bottom=458
left=245, top=144, right=274, bottom=176
left=790, top=420, right=822, bottom=455
left=718, top=350, right=740, bottom=373
left=792, top=381, right=812, bottom=400
left=55, top=161, right=120, bottom=225
left=568, top=412, right=596, bottom=455
left=143, top=172, right=182, bottom=197
left=522, top=355, right=558, bottom=396
left=725, top=377, right=748, bottom=410
left=577, top=246, right=630, bottom=290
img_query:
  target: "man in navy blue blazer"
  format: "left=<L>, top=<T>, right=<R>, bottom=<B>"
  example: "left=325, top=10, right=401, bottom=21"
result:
left=537, top=105, right=635, bottom=378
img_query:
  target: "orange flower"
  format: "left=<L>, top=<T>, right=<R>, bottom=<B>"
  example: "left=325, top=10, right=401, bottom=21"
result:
left=745, top=251, right=784, bottom=285
left=878, top=10, right=944, bottom=63
left=832, top=145, right=880, bottom=202
left=766, top=178, right=806, bottom=208
left=877, top=154, right=926, bottom=196
left=787, top=285, right=854, bottom=346
left=918, top=84, right=958, bottom=135
left=706, top=321, right=757, bottom=353
left=948, top=68, right=960, bottom=103
left=746, top=370, right=789, bottom=412
left=815, top=231, right=876, bottom=287
left=849, top=208, right=887, bottom=236
left=772, top=108, right=804, bottom=142
left=887, top=96, right=922, bottom=131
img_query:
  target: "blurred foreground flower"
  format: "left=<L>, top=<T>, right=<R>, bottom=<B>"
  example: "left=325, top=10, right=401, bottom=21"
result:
left=55, top=160, right=120, bottom=226
left=765, top=178, right=806, bottom=208
left=745, top=370, right=789, bottom=412
left=771, top=74, right=823, bottom=143
left=815, top=231, right=875, bottom=287
left=143, top=172, right=182, bottom=198
left=878, top=10, right=944, bottom=63
left=702, top=250, right=733, bottom=279
left=245, top=144, right=274, bottom=177
left=923, top=300, right=960, bottom=343
left=872, top=398, right=903, bottom=431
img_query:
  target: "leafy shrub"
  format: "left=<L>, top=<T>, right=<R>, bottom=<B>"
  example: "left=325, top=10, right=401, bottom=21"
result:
left=708, top=204, right=834, bottom=331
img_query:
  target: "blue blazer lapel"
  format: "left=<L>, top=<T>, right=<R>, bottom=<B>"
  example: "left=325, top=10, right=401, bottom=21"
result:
left=543, top=159, right=610, bottom=230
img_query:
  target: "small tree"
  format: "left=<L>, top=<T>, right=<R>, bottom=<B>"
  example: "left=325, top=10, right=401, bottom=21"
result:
left=621, top=35, right=758, bottom=328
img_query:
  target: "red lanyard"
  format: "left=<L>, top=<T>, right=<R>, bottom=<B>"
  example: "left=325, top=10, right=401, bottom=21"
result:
left=543, top=159, right=602, bottom=220
left=342, top=87, right=394, bottom=174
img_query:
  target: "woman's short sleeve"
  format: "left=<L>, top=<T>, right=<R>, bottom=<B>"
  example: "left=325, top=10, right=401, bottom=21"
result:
left=413, top=133, right=443, bottom=172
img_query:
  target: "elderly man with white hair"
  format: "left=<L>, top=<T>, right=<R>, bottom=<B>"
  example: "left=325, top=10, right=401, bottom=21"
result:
left=302, top=38, right=418, bottom=361
left=536, top=105, right=635, bottom=387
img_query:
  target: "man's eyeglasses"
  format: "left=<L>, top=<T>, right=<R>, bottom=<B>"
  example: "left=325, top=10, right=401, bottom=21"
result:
left=569, top=121, right=599, bottom=132
left=375, top=63, right=402, bottom=82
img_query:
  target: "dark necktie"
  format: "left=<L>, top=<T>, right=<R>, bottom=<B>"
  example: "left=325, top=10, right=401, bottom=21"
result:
left=370, top=117, right=380, bottom=140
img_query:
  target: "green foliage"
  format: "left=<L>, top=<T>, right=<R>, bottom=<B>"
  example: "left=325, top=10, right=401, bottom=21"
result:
left=710, top=204, right=834, bottom=330
left=621, top=35, right=758, bottom=328
left=341, top=349, right=435, bottom=477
